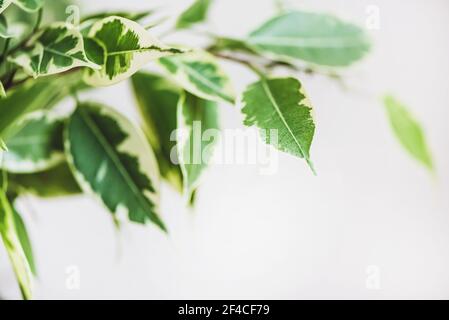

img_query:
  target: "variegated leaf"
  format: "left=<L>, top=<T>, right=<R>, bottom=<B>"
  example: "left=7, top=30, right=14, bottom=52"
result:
left=1, top=112, right=65, bottom=174
left=0, top=190, right=33, bottom=300
left=9, top=23, right=100, bottom=78
left=0, top=15, right=14, bottom=39
left=131, top=72, right=184, bottom=192
left=16, top=0, right=41, bottom=11
left=65, top=102, right=166, bottom=230
left=0, top=0, right=13, bottom=13
left=12, top=206, right=36, bottom=276
left=84, top=16, right=183, bottom=86
left=8, top=162, right=81, bottom=198
left=159, top=51, right=235, bottom=104
left=177, top=92, right=219, bottom=199
left=4, top=0, right=43, bottom=12
left=0, top=80, right=5, bottom=98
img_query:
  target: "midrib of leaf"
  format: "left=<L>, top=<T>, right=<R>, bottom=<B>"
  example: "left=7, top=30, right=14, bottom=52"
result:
left=260, top=79, right=315, bottom=173
left=170, top=59, right=234, bottom=103
left=250, top=36, right=366, bottom=49
left=43, top=47, right=94, bottom=67
left=78, top=108, right=157, bottom=221
left=107, top=46, right=182, bottom=56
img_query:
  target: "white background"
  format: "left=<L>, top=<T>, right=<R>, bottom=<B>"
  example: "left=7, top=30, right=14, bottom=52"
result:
left=1, top=0, right=449, bottom=299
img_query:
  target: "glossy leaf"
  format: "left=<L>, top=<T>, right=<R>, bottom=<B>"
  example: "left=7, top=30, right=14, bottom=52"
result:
left=248, top=11, right=370, bottom=66
left=241, top=77, right=315, bottom=171
left=84, top=16, right=183, bottom=86
left=384, top=95, right=434, bottom=171
left=65, top=102, right=165, bottom=230
left=177, top=92, right=219, bottom=198
left=176, top=0, right=212, bottom=29
left=0, top=189, right=33, bottom=299
left=10, top=23, right=100, bottom=78
left=131, top=72, right=183, bottom=192
left=1, top=112, right=65, bottom=174
left=159, top=51, right=235, bottom=104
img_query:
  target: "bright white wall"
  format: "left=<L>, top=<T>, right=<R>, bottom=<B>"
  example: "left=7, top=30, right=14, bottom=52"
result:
left=1, top=0, right=449, bottom=299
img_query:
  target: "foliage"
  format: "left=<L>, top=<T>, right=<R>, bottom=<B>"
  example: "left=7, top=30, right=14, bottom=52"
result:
left=0, top=0, right=434, bottom=299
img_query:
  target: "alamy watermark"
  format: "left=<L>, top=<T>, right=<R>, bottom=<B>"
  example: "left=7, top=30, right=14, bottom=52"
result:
left=170, top=123, right=280, bottom=175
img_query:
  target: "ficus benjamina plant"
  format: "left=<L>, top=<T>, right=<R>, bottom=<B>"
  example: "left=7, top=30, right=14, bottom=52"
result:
left=0, top=0, right=435, bottom=299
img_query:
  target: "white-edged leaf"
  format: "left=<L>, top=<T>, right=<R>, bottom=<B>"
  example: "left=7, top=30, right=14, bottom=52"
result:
left=12, top=207, right=36, bottom=276
left=177, top=92, right=219, bottom=199
left=1, top=112, right=65, bottom=174
left=0, top=15, right=14, bottom=39
left=241, top=77, right=315, bottom=171
left=0, top=190, right=33, bottom=300
left=0, top=81, right=5, bottom=98
left=176, top=0, right=212, bottom=29
left=65, top=102, right=166, bottom=230
left=0, top=0, right=13, bottom=13
left=84, top=16, right=183, bottom=86
left=9, top=23, right=100, bottom=78
left=248, top=11, right=371, bottom=66
left=159, top=51, right=235, bottom=104
left=384, top=95, right=434, bottom=171
left=14, top=0, right=42, bottom=11
left=131, top=72, right=184, bottom=192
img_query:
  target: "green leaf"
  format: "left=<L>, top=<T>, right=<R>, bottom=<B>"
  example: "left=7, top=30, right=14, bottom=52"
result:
left=0, top=80, right=5, bottom=98
left=9, top=23, right=100, bottom=78
left=8, top=162, right=81, bottom=198
left=241, top=77, right=315, bottom=171
left=0, top=79, right=67, bottom=140
left=0, top=72, right=85, bottom=139
left=248, top=11, right=370, bottom=66
left=159, top=51, right=235, bottom=104
left=65, top=102, right=166, bottom=230
left=383, top=95, right=434, bottom=171
left=131, top=72, right=183, bottom=192
left=12, top=206, right=36, bottom=276
left=177, top=92, right=219, bottom=199
left=0, top=14, right=14, bottom=38
left=84, top=16, right=183, bottom=86
left=12, top=0, right=42, bottom=12
left=176, top=0, right=212, bottom=29
left=0, top=189, right=33, bottom=299
left=1, top=112, right=65, bottom=174
left=0, top=138, right=7, bottom=150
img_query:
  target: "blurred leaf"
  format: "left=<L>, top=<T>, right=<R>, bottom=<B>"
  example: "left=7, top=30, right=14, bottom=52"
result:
left=176, top=0, right=212, bottom=29
left=0, top=72, right=84, bottom=142
left=0, top=189, right=33, bottom=299
left=1, top=111, right=65, bottom=174
left=248, top=11, right=370, bottom=66
left=8, top=162, right=81, bottom=198
left=65, top=102, right=166, bottom=230
left=0, top=81, right=5, bottom=98
left=0, top=0, right=42, bottom=14
left=0, top=15, right=14, bottom=38
left=241, top=77, right=315, bottom=172
left=12, top=205, right=36, bottom=275
left=159, top=51, right=235, bottom=104
left=131, top=72, right=183, bottom=192
left=384, top=95, right=434, bottom=171
left=84, top=16, right=183, bottom=86
left=177, top=92, right=219, bottom=199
